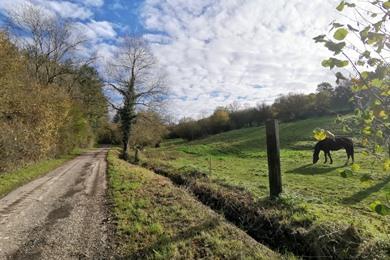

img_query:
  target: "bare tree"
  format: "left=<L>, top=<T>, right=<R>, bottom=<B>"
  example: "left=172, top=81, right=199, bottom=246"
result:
left=6, top=5, right=89, bottom=86
left=106, top=37, right=167, bottom=160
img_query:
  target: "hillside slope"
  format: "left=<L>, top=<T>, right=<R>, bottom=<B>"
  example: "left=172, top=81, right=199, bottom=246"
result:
left=144, top=116, right=390, bottom=251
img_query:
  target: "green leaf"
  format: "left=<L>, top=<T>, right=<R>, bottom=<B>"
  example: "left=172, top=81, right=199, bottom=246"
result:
left=360, top=26, right=370, bottom=41
left=361, top=71, right=369, bottom=79
left=313, top=128, right=327, bottom=141
left=367, top=58, right=382, bottom=67
left=334, top=28, right=348, bottom=40
left=322, top=58, right=349, bottom=69
left=354, top=108, right=361, bottom=116
left=336, top=1, right=345, bottom=11
left=335, top=72, right=347, bottom=84
left=324, top=41, right=346, bottom=54
left=333, top=22, right=344, bottom=28
left=340, top=169, right=353, bottom=178
left=384, top=159, right=390, bottom=171
left=361, top=50, right=371, bottom=59
left=356, top=60, right=365, bottom=66
left=363, top=127, right=371, bottom=136
left=351, top=163, right=360, bottom=172
left=322, top=59, right=331, bottom=68
left=370, top=201, right=390, bottom=216
left=378, top=110, right=387, bottom=118
left=371, top=78, right=383, bottom=88
left=373, top=21, right=383, bottom=32
left=336, top=60, right=349, bottom=67
left=374, top=144, right=384, bottom=153
left=313, top=34, right=326, bottom=43
left=367, top=32, right=385, bottom=45
left=335, top=72, right=346, bottom=80
left=383, top=1, right=390, bottom=9
left=347, top=24, right=359, bottom=32
left=370, top=200, right=380, bottom=211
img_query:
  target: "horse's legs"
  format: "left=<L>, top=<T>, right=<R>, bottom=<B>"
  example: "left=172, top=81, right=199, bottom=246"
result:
left=345, top=148, right=352, bottom=165
left=324, top=151, right=328, bottom=164
left=350, top=147, right=355, bottom=164
left=328, top=152, right=333, bottom=164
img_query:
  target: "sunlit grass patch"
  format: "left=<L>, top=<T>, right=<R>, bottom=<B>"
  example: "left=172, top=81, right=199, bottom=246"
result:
left=107, top=149, right=281, bottom=259
left=143, top=116, right=390, bottom=257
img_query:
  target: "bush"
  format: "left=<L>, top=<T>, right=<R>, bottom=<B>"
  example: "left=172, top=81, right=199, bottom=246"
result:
left=0, top=31, right=107, bottom=172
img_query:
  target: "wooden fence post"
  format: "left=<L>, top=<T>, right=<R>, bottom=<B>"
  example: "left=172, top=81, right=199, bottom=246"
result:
left=266, top=119, right=282, bottom=198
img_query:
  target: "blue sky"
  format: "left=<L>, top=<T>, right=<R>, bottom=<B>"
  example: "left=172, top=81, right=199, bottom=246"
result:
left=0, top=0, right=343, bottom=119
left=94, top=1, right=144, bottom=34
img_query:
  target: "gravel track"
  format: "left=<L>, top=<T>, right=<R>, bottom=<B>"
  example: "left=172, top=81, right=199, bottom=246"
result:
left=0, top=148, right=111, bottom=259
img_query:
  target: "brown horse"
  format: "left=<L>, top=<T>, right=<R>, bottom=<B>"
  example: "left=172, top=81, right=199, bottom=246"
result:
left=313, top=137, right=354, bottom=165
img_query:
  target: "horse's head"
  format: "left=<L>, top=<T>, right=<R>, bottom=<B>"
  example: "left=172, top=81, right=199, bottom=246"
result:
left=313, top=152, right=319, bottom=164
left=313, top=142, right=321, bottom=164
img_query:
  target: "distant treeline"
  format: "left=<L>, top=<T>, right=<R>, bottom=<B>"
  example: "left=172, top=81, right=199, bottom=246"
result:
left=0, top=30, right=108, bottom=172
left=170, top=82, right=353, bottom=140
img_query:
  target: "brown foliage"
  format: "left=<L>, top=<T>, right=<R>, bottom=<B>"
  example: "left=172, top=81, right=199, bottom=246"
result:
left=0, top=31, right=105, bottom=172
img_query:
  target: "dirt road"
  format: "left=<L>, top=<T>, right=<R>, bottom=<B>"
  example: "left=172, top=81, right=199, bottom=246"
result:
left=0, top=148, right=111, bottom=259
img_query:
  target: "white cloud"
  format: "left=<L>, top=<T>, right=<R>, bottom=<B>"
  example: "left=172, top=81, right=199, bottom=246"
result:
left=75, top=20, right=117, bottom=41
left=35, top=0, right=93, bottom=19
left=0, top=0, right=93, bottom=19
left=94, top=42, right=119, bottom=70
left=81, top=0, right=104, bottom=7
left=141, top=0, right=342, bottom=119
left=110, top=0, right=125, bottom=10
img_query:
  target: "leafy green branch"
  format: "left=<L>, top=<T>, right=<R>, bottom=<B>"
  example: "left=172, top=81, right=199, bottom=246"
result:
left=315, top=0, right=390, bottom=215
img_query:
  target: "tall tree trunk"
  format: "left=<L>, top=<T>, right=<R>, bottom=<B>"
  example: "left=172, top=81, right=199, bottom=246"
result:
left=120, top=96, right=135, bottom=161
left=122, top=131, right=129, bottom=161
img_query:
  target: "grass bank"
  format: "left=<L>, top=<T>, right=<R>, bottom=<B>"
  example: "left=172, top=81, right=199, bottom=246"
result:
left=144, top=162, right=388, bottom=258
left=107, top=149, right=283, bottom=259
left=141, top=116, right=390, bottom=258
left=0, top=148, right=85, bottom=198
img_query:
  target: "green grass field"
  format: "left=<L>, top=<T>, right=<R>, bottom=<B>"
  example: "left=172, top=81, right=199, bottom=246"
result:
left=144, top=116, right=390, bottom=244
left=107, top=149, right=283, bottom=259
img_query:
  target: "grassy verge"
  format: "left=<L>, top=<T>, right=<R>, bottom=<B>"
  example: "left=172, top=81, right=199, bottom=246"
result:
left=107, top=149, right=283, bottom=259
left=0, top=148, right=85, bottom=198
left=140, top=116, right=390, bottom=258
left=143, top=162, right=389, bottom=259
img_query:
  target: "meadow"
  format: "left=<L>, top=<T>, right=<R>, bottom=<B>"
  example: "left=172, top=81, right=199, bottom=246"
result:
left=107, top=149, right=282, bottom=259
left=143, top=116, right=390, bottom=255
